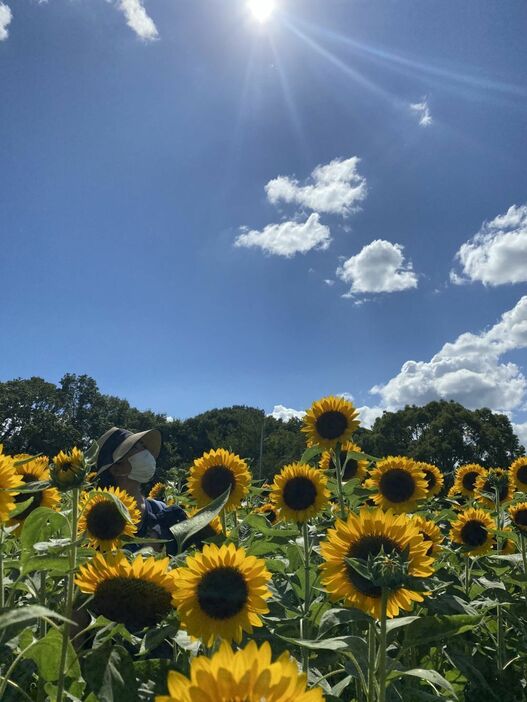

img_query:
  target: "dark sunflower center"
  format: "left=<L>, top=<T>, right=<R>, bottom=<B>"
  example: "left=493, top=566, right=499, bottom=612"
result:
left=315, top=411, right=348, bottom=440
left=197, top=566, right=248, bottom=620
left=460, top=520, right=487, bottom=547
left=424, top=470, right=436, bottom=490
left=14, top=475, right=43, bottom=519
left=93, top=577, right=172, bottom=630
left=462, top=472, right=478, bottom=491
left=420, top=532, right=433, bottom=555
left=379, top=469, right=416, bottom=503
left=201, top=466, right=235, bottom=499
left=85, top=500, right=127, bottom=540
left=516, top=466, right=527, bottom=485
left=513, top=509, right=527, bottom=527
left=282, top=477, right=317, bottom=511
left=346, top=536, right=401, bottom=598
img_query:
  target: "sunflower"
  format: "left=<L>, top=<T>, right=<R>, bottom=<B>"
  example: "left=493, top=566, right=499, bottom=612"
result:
left=450, top=507, right=496, bottom=556
left=450, top=464, right=487, bottom=499
left=173, top=542, right=271, bottom=645
left=320, top=441, right=368, bottom=482
left=78, top=487, right=141, bottom=551
left=188, top=449, right=251, bottom=512
left=302, top=395, right=360, bottom=449
left=149, top=482, right=166, bottom=500
left=320, top=508, right=434, bottom=619
left=508, top=502, right=527, bottom=533
left=364, top=457, right=427, bottom=514
left=509, top=457, right=527, bottom=492
left=270, top=463, right=329, bottom=524
left=155, top=640, right=324, bottom=702
left=415, top=462, right=444, bottom=497
left=75, top=551, right=177, bottom=630
left=474, top=468, right=514, bottom=508
left=410, top=515, right=443, bottom=556
left=11, top=456, right=60, bottom=528
left=50, top=447, right=86, bottom=490
left=0, top=453, right=23, bottom=523
left=255, top=503, right=278, bottom=524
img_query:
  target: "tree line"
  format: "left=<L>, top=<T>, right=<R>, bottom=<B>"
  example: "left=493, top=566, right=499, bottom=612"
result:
left=0, top=374, right=524, bottom=483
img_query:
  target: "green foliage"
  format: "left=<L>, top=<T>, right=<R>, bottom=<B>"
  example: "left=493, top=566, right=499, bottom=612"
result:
left=357, top=400, right=524, bottom=474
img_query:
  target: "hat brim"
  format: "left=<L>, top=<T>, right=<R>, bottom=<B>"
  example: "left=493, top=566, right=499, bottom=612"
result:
left=96, top=429, right=161, bottom=475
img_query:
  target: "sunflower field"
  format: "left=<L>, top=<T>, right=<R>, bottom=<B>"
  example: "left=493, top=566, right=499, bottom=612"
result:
left=2, top=395, right=527, bottom=701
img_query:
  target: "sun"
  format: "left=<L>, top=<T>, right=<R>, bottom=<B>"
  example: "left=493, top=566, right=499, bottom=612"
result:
left=248, top=0, right=275, bottom=23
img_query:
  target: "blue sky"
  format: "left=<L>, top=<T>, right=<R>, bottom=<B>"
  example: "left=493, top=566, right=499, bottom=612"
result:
left=1, top=0, right=526, bottom=442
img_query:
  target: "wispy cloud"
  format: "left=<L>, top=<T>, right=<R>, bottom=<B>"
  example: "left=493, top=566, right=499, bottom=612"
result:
left=265, top=156, right=367, bottom=217
left=0, top=2, right=12, bottom=41
left=337, top=240, right=418, bottom=296
left=451, top=203, right=527, bottom=286
left=410, top=99, right=432, bottom=127
left=116, top=0, right=158, bottom=41
left=234, top=213, right=331, bottom=257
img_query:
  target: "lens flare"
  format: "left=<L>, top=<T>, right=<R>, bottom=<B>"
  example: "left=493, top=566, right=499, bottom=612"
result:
left=248, top=0, right=275, bottom=23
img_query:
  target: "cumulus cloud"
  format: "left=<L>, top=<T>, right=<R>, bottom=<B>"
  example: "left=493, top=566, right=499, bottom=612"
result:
left=451, top=204, right=527, bottom=286
left=265, top=157, right=367, bottom=217
left=234, top=213, right=331, bottom=257
left=336, top=240, right=418, bottom=295
left=410, top=99, right=432, bottom=127
left=513, top=421, right=527, bottom=448
left=371, top=296, right=527, bottom=414
left=357, top=405, right=384, bottom=429
left=0, top=2, right=12, bottom=41
left=116, top=0, right=158, bottom=40
left=268, top=405, right=306, bottom=421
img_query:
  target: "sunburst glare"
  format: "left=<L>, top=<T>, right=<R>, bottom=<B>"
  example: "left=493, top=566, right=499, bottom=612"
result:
left=248, top=0, right=276, bottom=23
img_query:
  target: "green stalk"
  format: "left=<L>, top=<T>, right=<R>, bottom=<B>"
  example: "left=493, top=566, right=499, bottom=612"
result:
left=0, top=526, right=4, bottom=609
left=377, top=589, right=389, bottom=702
left=464, top=556, right=471, bottom=599
left=367, top=619, right=376, bottom=702
left=494, top=487, right=504, bottom=674
left=333, top=444, right=346, bottom=520
left=521, top=533, right=527, bottom=576
left=301, top=521, right=311, bottom=674
left=56, top=489, right=80, bottom=702
left=220, top=509, right=227, bottom=536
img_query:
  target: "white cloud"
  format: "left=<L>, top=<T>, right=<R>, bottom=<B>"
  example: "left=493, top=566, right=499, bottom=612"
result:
left=234, top=213, right=331, bottom=257
left=268, top=404, right=306, bottom=421
left=324, top=279, right=335, bottom=287
left=116, top=0, right=158, bottom=41
left=410, top=99, right=432, bottom=127
left=451, top=204, right=527, bottom=286
left=371, top=296, right=527, bottom=414
left=357, top=405, right=384, bottom=428
left=513, top=421, right=527, bottom=448
left=336, top=240, right=418, bottom=295
left=265, top=157, right=367, bottom=217
left=0, top=3, right=12, bottom=41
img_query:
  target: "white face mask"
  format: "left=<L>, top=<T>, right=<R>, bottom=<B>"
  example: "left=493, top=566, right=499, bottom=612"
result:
left=127, top=449, right=156, bottom=483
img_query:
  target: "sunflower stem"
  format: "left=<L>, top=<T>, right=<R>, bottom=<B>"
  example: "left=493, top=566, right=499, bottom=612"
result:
left=333, top=445, right=346, bottom=520
left=377, top=588, right=389, bottom=702
left=301, top=521, right=311, bottom=675
left=220, top=509, right=227, bottom=536
left=367, top=619, right=376, bottom=702
left=494, top=487, right=504, bottom=675
left=464, top=556, right=471, bottom=599
left=56, top=488, right=79, bottom=702
left=0, top=526, right=4, bottom=610
left=521, top=533, right=527, bottom=576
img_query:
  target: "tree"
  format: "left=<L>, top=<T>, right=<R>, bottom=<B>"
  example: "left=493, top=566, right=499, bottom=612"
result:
left=357, top=400, right=525, bottom=475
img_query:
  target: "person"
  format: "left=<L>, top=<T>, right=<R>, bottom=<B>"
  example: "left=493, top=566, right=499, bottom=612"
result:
left=94, top=426, right=187, bottom=555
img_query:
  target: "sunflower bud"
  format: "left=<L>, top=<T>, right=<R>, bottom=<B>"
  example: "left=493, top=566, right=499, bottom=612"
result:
left=50, top=447, right=87, bottom=491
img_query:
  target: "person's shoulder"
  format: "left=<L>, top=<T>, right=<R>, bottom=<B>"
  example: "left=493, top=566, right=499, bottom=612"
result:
left=146, top=498, right=187, bottom=526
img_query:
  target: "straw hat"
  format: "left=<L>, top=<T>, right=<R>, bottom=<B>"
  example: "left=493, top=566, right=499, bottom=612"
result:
left=95, top=426, right=161, bottom=475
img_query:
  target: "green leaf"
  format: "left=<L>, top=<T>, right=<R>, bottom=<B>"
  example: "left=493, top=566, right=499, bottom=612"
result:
left=20, top=507, right=70, bottom=574
left=20, top=555, right=71, bottom=575
left=385, top=616, right=420, bottom=635
left=139, top=624, right=179, bottom=656
left=23, top=627, right=80, bottom=682
left=8, top=496, right=34, bottom=517
left=83, top=642, right=138, bottom=702
left=169, top=486, right=231, bottom=549
left=14, top=480, right=51, bottom=493
left=318, top=607, right=370, bottom=636
left=13, top=453, right=44, bottom=467
left=83, top=441, right=99, bottom=466
left=387, top=668, right=456, bottom=698
left=345, top=450, right=380, bottom=463
left=133, top=659, right=173, bottom=696
left=300, top=445, right=323, bottom=464
left=0, top=605, right=73, bottom=631
left=402, top=614, right=482, bottom=648
left=278, top=634, right=366, bottom=652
